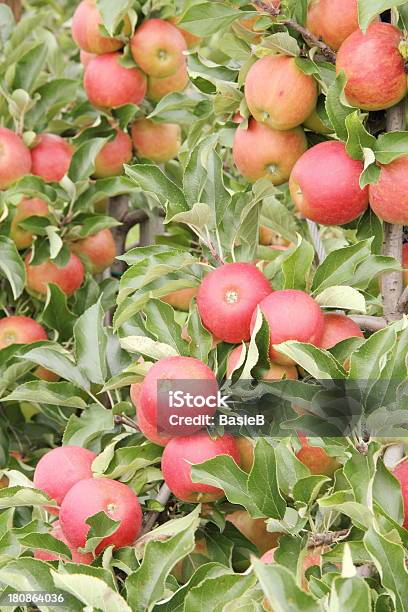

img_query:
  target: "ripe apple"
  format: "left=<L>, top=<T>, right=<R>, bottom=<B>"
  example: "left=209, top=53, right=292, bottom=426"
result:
left=147, top=63, right=189, bottom=102
left=84, top=52, right=147, bottom=108
left=10, top=197, right=49, bottom=249
left=226, top=510, right=280, bottom=555
left=25, top=252, right=85, bottom=297
left=71, top=228, right=116, bottom=274
left=59, top=478, right=142, bottom=552
left=393, top=457, right=408, bottom=528
left=33, top=446, right=96, bottom=513
left=306, top=0, right=359, bottom=51
left=137, top=356, right=218, bottom=437
left=34, top=366, right=60, bottom=382
left=336, top=22, right=406, bottom=110
left=233, top=118, right=307, bottom=185
left=235, top=437, right=254, bottom=473
left=161, top=287, right=197, bottom=311
left=34, top=520, right=93, bottom=564
left=369, top=156, right=408, bottom=224
left=161, top=431, right=241, bottom=502
left=296, top=435, right=339, bottom=476
left=0, top=127, right=32, bottom=189
left=30, top=134, right=74, bottom=183
left=0, top=315, right=47, bottom=349
left=245, top=56, right=317, bottom=130
left=254, top=290, right=324, bottom=365
left=93, top=129, right=132, bottom=178
left=197, top=262, right=272, bottom=344
left=130, top=382, right=172, bottom=447
left=80, top=50, right=96, bottom=67
left=130, top=18, right=187, bottom=78
left=227, top=344, right=298, bottom=380
left=72, top=0, right=131, bottom=54
left=319, top=313, right=364, bottom=349
left=131, top=118, right=181, bottom=163
left=403, top=244, right=408, bottom=285
left=289, top=141, right=369, bottom=225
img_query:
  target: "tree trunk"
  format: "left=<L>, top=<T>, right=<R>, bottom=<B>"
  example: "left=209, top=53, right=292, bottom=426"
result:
left=1, top=0, right=22, bottom=21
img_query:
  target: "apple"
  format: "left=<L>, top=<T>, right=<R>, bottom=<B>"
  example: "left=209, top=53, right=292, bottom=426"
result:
left=289, top=141, right=369, bottom=225
left=72, top=0, right=131, bottom=54
left=0, top=127, right=32, bottom=189
left=34, top=366, right=60, bottom=382
left=60, top=477, right=142, bottom=552
left=226, top=510, right=280, bottom=555
left=161, top=431, right=241, bottom=502
left=25, top=252, right=85, bottom=297
left=10, top=197, right=49, bottom=249
left=130, top=18, right=187, bottom=78
left=137, top=356, right=218, bottom=437
left=254, top=290, right=324, bottom=365
left=296, top=435, right=339, bottom=476
left=393, top=457, right=408, bottom=528
left=131, top=118, right=181, bottom=163
left=71, top=229, right=116, bottom=274
left=131, top=382, right=172, bottom=447
left=161, top=287, right=197, bottom=311
left=34, top=520, right=93, bottom=564
left=0, top=315, right=47, bottom=349
left=319, top=313, right=364, bottom=349
left=84, top=52, right=147, bottom=108
left=233, top=118, right=307, bottom=185
left=33, top=446, right=96, bottom=513
left=403, top=244, right=408, bottom=286
left=93, top=129, right=132, bottom=178
left=336, top=22, right=406, bottom=111
left=369, top=156, right=408, bottom=224
left=197, top=262, right=272, bottom=344
left=168, top=16, right=202, bottom=48
left=306, top=0, right=359, bottom=51
left=245, top=55, right=317, bottom=130
left=147, top=63, right=189, bottom=102
left=172, top=537, right=209, bottom=583
left=235, top=437, right=255, bottom=473
left=227, top=345, right=298, bottom=380
left=30, top=134, right=74, bottom=183
left=80, top=50, right=96, bottom=67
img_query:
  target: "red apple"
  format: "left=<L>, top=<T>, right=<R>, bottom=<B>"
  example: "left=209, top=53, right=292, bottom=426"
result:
left=131, top=382, right=172, bottom=447
left=254, top=290, right=324, bottom=365
left=0, top=127, right=32, bottom=189
left=130, top=18, right=187, bottom=78
left=93, top=129, right=132, bottom=178
left=33, top=446, right=96, bottom=512
left=235, top=437, right=254, bottom=473
left=289, top=141, right=369, bottom=225
left=227, top=345, right=298, bottom=380
left=84, top=52, right=147, bottom=108
left=197, top=263, right=272, bottom=344
left=336, top=22, right=406, bottom=110
left=0, top=316, right=47, bottom=349
left=131, top=118, right=181, bottom=163
left=296, top=435, right=339, bottom=476
left=161, top=287, right=197, bottom=312
left=233, top=118, right=307, bottom=185
left=59, top=478, right=142, bottom=553
left=30, top=134, right=74, bottom=183
left=71, top=229, right=116, bottom=274
left=34, top=521, right=93, bottom=564
left=10, top=197, right=49, bottom=249
left=369, top=156, right=408, bottom=224
left=306, top=0, right=359, bottom=51
left=147, top=63, right=189, bottom=102
left=72, top=0, right=131, bottom=54
left=319, top=313, right=364, bottom=349
left=34, top=366, right=60, bottom=382
left=80, top=50, right=96, bottom=67
left=393, top=457, right=408, bottom=528
left=226, top=510, right=280, bottom=555
left=25, top=252, right=85, bottom=297
left=161, top=432, right=241, bottom=502
left=245, top=55, right=317, bottom=130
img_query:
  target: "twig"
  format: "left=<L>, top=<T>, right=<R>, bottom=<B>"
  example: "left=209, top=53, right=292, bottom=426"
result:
left=252, top=1, right=336, bottom=63
left=140, top=483, right=172, bottom=535
left=307, top=528, right=349, bottom=548
left=349, top=315, right=387, bottom=332
left=114, top=414, right=140, bottom=431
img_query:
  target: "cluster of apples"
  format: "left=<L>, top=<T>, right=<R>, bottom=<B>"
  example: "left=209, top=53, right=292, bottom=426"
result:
left=234, top=0, right=408, bottom=225
left=72, top=0, right=190, bottom=164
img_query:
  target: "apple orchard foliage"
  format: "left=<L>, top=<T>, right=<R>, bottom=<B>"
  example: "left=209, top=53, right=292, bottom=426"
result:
left=0, top=0, right=408, bottom=609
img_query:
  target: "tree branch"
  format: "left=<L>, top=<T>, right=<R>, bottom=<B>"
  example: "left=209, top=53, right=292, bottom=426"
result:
left=140, top=483, right=172, bottom=536
left=349, top=315, right=387, bottom=332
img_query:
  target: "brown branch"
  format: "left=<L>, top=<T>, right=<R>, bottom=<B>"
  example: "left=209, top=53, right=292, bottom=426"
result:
left=140, top=483, right=172, bottom=536
left=307, top=528, right=349, bottom=548
left=114, top=414, right=140, bottom=431
left=252, top=1, right=336, bottom=63
left=349, top=315, right=387, bottom=332
left=397, top=285, right=408, bottom=313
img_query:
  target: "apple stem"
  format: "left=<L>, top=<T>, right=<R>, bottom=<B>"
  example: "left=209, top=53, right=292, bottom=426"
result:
left=114, top=414, right=140, bottom=430
left=140, top=483, right=172, bottom=536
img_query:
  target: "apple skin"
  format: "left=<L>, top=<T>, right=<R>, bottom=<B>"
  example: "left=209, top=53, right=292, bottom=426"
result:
left=34, top=521, right=93, bottom=564
left=25, top=252, right=85, bottom=297
left=10, top=197, right=49, bottom=250
left=130, top=382, right=172, bottom=447
left=72, top=0, right=130, bottom=54
left=233, top=118, right=307, bottom=185
left=30, top=134, right=74, bottom=183
left=235, top=437, right=254, bottom=473
left=369, top=156, right=408, bottom=224
left=245, top=55, right=317, bottom=131
left=71, top=229, right=116, bottom=274
left=80, top=50, right=96, bottom=67
left=226, top=510, right=280, bottom=555
left=403, top=244, right=408, bottom=286
left=34, top=366, right=60, bottom=382
left=393, top=458, right=408, bottom=528
left=131, top=118, right=181, bottom=163
left=168, top=16, right=202, bottom=48
left=93, top=129, right=132, bottom=178
left=336, top=22, right=406, bottom=111
left=0, top=316, right=47, bottom=349
left=197, top=262, right=272, bottom=344
left=289, top=141, right=369, bottom=225
left=137, top=356, right=218, bottom=437
left=0, top=127, right=32, bottom=189
left=161, top=287, right=197, bottom=312
left=306, top=0, right=359, bottom=51
left=227, top=344, right=298, bottom=380
left=33, top=446, right=96, bottom=513
left=59, top=477, right=142, bottom=553
left=147, top=63, right=189, bottom=102
left=84, top=52, right=147, bottom=108
left=319, top=313, right=364, bottom=349
left=296, top=435, right=339, bottom=476
left=254, top=290, right=324, bottom=365
left=161, top=432, right=241, bottom=502
left=130, top=18, right=187, bottom=78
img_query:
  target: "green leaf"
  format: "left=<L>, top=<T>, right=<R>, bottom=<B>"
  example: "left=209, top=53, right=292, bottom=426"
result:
left=74, top=300, right=107, bottom=385
left=292, top=475, right=330, bottom=506
left=19, top=346, right=90, bottom=390
left=374, top=131, right=408, bottom=164
left=314, top=285, right=366, bottom=313
left=120, top=335, right=179, bottom=360
left=69, top=138, right=107, bottom=182
left=42, top=283, right=77, bottom=341
left=80, top=511, right=119, bottom=554
left=247, top=439, right=286, bottom=519
left=143, top=299, right=189, bottom=356
left=0, top=236, right=26, bottom=299
left=358, top=0, right=407, bottom=31
left=184, top=573, right=257, bottom=612
left=312, top=240, right=372, bottom=293
left=179, top=3, right=243, bottom=36
left=97, top=0, right=133, bottom=36
left=20, top=532, right=71, bottom=560
left=0, top=381, right=86, bottom=408
left=345, top=111, right=377, bottom=161
left=62, top=404, right=114, bottom=448
left=125, top=164, right=188, bottom=217
left=348, top=323, right=399, bottom=382
left=0, top=486, right=56, bottom=510
left=330, top=576, right=371, bottom=611
left=26, top=79, right=78, bottom=128
left=187, top=303, right=213, bottom=362
left=274, top=342, right=346, bottom=380
left=13, top=42, right=47, bottom=92
left=325, top=71, right=355, bottom=140
left=281, top=235, right=314, bottom=291
left=52, top=570, right=131, bottom=612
